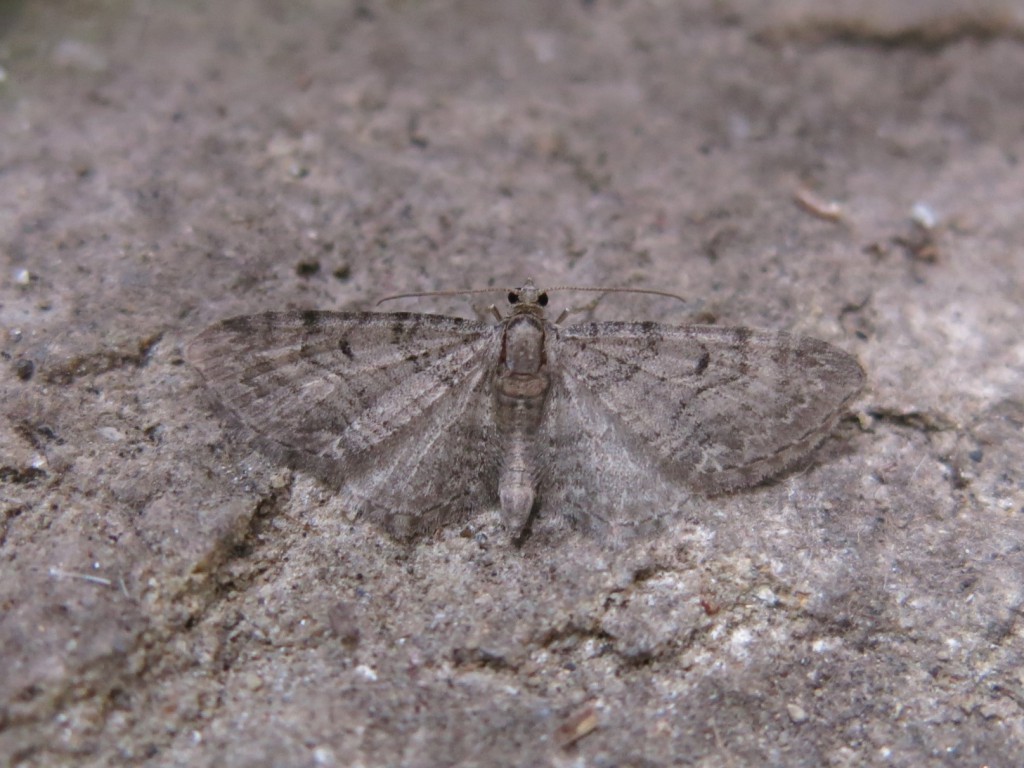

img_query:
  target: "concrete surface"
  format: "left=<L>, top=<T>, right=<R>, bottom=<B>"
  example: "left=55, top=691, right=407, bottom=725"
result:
left=1, top=1, right=1022, bottom=766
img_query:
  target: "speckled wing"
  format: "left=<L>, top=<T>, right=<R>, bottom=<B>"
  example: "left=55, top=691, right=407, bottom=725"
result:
left=549, top=321, right=865, bottom=496
left=187, top=311, right=501, bottom=538
left=536, top=367, right=687, bottom=542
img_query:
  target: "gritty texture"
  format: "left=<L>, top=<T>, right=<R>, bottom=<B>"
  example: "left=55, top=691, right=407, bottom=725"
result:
left=187, top=282, right=863, bottom=542
left=1, top=1, right=1023, bottom=767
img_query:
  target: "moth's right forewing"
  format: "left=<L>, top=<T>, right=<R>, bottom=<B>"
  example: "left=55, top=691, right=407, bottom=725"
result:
left=556, top=322, right=864, bottom=493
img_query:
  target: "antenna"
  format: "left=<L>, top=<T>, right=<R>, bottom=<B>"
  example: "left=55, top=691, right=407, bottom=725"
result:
left=377, top=281, right=686, bottom=307
left=542, top=285, right=686, bottom=304
left=376, top=286, right=506, bottom=306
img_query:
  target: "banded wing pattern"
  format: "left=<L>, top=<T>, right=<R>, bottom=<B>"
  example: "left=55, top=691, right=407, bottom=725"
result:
left=188, top=311, right=502, bottom=537
left=551, top=322, right=864, bottom=496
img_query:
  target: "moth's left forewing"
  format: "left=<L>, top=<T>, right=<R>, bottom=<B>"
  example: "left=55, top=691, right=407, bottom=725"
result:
left=555, top=321, right=864, bottom=494
left=187, top=310, right=497, bottom=482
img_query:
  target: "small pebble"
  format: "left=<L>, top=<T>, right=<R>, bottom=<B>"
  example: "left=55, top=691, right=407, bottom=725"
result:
left=786, top=703, right=808, bottom=724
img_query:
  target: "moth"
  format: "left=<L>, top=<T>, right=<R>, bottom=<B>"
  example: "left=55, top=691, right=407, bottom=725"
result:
left=187, top=280, right=864, bottom=541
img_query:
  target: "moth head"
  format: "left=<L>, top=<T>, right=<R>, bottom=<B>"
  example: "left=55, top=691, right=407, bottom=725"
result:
left=508, top=279, right=549, bottom=311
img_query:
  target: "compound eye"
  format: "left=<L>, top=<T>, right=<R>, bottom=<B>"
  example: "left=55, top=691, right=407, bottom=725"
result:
left=507, top=291, right=519, bottom=304
left=538, top=292, right=549, bottom=307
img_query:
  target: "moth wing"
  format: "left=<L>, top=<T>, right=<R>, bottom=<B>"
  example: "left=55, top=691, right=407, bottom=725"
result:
left=536, top=366, right=688, bottom=543
left=553, top=322, right=864, bottom=494
left=188, top=311, right=502, bottom=537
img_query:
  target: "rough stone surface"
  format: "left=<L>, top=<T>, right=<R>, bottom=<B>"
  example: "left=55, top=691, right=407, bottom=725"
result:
left=1, top=1, right=1022, bottom=766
